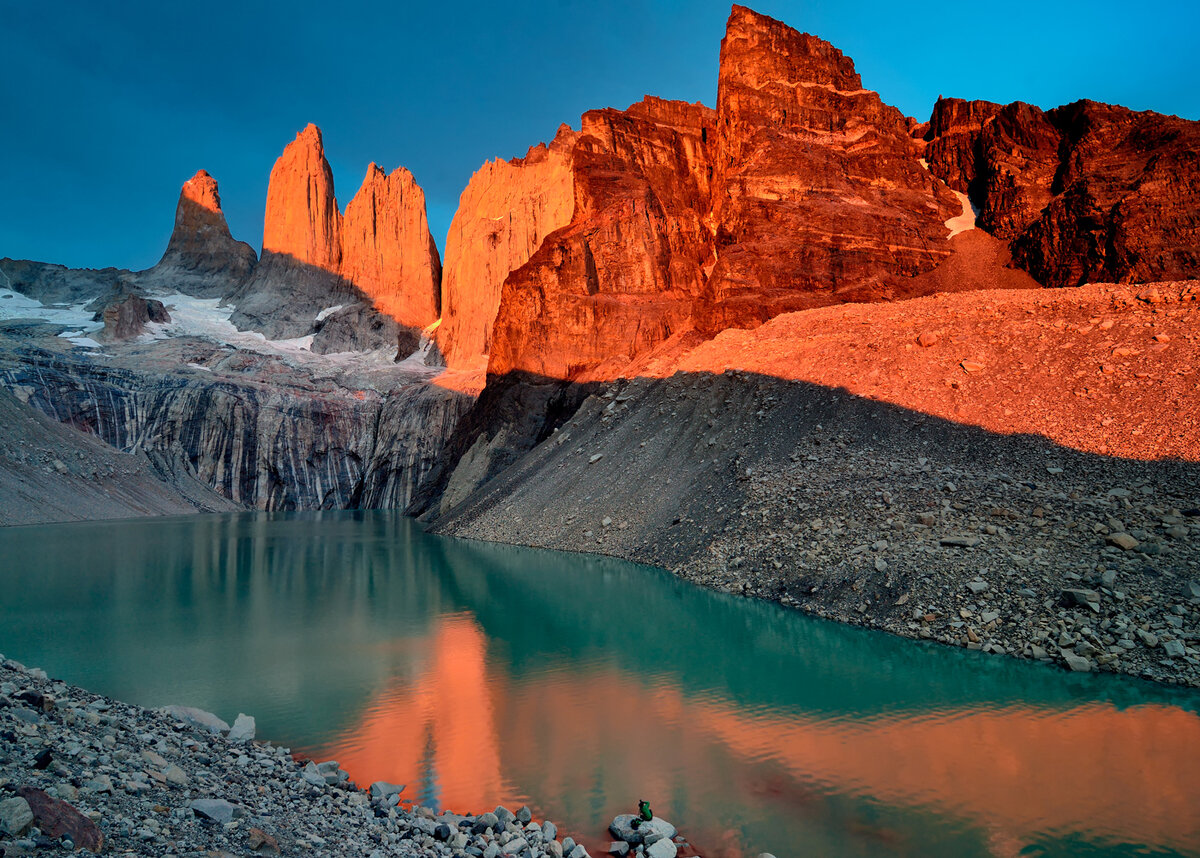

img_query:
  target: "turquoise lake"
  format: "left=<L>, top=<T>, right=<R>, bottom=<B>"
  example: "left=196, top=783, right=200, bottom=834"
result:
left=1, top=510, right=1198, bottom=857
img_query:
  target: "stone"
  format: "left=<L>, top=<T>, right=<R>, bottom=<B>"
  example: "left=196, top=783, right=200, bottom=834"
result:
left=495, top=805, right=516, bottom=826
left=646, top=839, right=677, bottom=858
left=610, top=815, right=677, bottom=846
left=162, top=704, right=230, bottom=734
left=433, top=823, right=453, bottom=841
left=1137, top=629, right=1159, bottom=648
left=147, top=169, right=258, bottom=296
left=471, top=811, right=499, bottom=834
left=924, top=97, right=1200, bottom=288
left=248, top=827, right=280, bottom=853
left=17, top=788, right=103, bottom=853
left=542, top=820, right=558, bottom=841
left=940, top=536, right=981, bottom=548
left=1063, top=652, right=1093, bottom=672
left=369, top=780, right=406, bottom=801
left=190, top=799, right=244, bottom=824
left=301, top=761, right=326, bottom=787
left=227, top=712, right=256, bottom=743
left=163, top=763, right=189, bottom=787
left=1181, top=581, right=1200, bottom=600
left=965, top=581, right=989, bottom=594
left=1107, top=533, right=1140, bottom=551
left=0, top=796, right=33, bottom=836
left=517, top=805, right=533, bottom=824
left=609, top=843, right=630, bottom=857
left=341, top=163, right=442, bottom=330
left=141, top=749, right=168, bottom=769
left=437, top=127, right=577, bottom=369
left=1061, top=589, right=1101, bottom=612
left=1163, top=640, right=1186, bottom=658
left=568, top=845, right=588, bottom=858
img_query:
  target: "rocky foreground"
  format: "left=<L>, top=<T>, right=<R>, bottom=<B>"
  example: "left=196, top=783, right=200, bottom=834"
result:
left=0, top=658, right=712, bottom=858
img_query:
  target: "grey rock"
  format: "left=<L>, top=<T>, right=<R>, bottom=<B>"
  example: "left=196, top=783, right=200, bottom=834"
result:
left=11, top=706, right=40, bottom=723
left=483, top=842, right=500, bottom=858
left=301, top=760, right=326, bottom=787
left=517, top=805, right=533, bottom=824
left=1182, top=581, right=1200, bottom=600
left=433, top=823, right=453, bottom=841
left=227, top=712, right=256, bottom=742
left=190, top=798, right=244, bottom=824
left=965, top=581, right=989, bottom=594
left=610, top=815, right=677, bottom=846
left=1062, top=652, right=1093, bottom=672
left=495, top=805, right=516, bottom=826
left=163, top=763, right=190, bottom=787
left=472, top=811, right=499, bottom=834
left=369, top=780, right=406, bottom=801
left=645, top=839, right=677, bottom=858
left=609, top=843, right=631, bottom=857
left=163, top=704, right=230, bottom=734
left=1163, top=639, right=1187, bottom=658
left=0, top=796, right=33, bottom=836
left=1061, top=589, right=1101, bottom=612
left=940, top=536, right=981, bottom=548
left=569, top=845, right=589, bottom=858
left=1137, top=629, right=1160, bottom=648
left=1107, top=532, right=1139, bottom=550
left=542, top=820, right=558, bottom=841
left=508, top=837, right=531, bottom=854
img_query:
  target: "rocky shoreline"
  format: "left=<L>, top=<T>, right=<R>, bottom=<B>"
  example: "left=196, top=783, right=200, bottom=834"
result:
left=0, top=658, right=703, bottom=858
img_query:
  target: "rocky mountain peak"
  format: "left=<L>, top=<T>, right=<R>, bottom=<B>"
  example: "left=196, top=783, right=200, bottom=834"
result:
left=261, top=122, right=341, bottom=271
left=149, top=169, right=257, bottom=290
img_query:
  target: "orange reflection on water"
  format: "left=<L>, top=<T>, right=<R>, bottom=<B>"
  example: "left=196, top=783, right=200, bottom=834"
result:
left=678, top=696, right=1200, bottom=852
left=325, top=615, right=508, bottom=812
left=307, top=615, right=1200, bottom=852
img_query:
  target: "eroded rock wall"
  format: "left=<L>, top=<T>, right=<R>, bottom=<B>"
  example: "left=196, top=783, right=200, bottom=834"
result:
left=0, top=348, right=473, bottom=512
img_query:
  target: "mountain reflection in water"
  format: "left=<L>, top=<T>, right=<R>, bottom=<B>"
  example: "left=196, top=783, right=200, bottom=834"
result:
left=0, top=510, right=1197, bottom=858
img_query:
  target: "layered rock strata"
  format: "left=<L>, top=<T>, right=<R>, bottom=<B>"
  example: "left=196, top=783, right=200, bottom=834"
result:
left=704, top=5, right=961, bottom=328
left=924, top=97, right=1200, bottom=287
left=0, top=343, right=472, bottom=512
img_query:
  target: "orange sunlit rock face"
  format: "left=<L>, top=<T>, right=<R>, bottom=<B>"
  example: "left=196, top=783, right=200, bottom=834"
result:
left=299, top=613, right=1200, bottom=854
left=341, top=163, right=442, bottom=329
left=262, top=124, right=342, bottom=272
left=437, top=129, right=577, bottom=370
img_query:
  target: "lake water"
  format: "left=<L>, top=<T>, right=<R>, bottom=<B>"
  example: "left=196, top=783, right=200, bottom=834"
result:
left=1, top=510, right=1198, bottom=857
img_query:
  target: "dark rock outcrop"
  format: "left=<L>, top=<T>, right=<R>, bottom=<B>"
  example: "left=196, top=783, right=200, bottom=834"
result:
left=925, top=97, right=1200, bottom=287
left=98, top=294, right=171, bottom=341
left=0, top=346, right=473, bottom=512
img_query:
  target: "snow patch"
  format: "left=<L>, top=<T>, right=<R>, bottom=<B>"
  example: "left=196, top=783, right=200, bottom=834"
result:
left=944, top=191, right=978, bottom=237
left=315, top=304, right=345, bottom=323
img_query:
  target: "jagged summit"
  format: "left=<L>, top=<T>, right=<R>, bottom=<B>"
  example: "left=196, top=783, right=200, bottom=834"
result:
left=146, top=169, right=257, bottom=297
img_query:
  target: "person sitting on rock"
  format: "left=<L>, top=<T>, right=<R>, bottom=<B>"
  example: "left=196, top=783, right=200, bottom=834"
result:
left=631, top=799, right=653, bottom=829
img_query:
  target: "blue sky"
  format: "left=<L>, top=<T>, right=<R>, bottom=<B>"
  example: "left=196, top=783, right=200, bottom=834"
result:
left=3, top=0, right=1198, bottom=271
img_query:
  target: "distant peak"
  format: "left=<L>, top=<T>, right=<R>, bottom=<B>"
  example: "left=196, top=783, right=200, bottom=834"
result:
left=180, top=169, right=222, bottom=214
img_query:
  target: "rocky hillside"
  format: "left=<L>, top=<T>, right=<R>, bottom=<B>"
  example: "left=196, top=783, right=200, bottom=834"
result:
left=426, top=281, right=1200, bottom=686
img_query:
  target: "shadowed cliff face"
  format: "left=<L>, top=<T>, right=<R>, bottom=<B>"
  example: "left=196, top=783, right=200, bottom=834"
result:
left=148, top=170, right=258, bottom=296
left=924, top=97, right=1200, bottom=287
